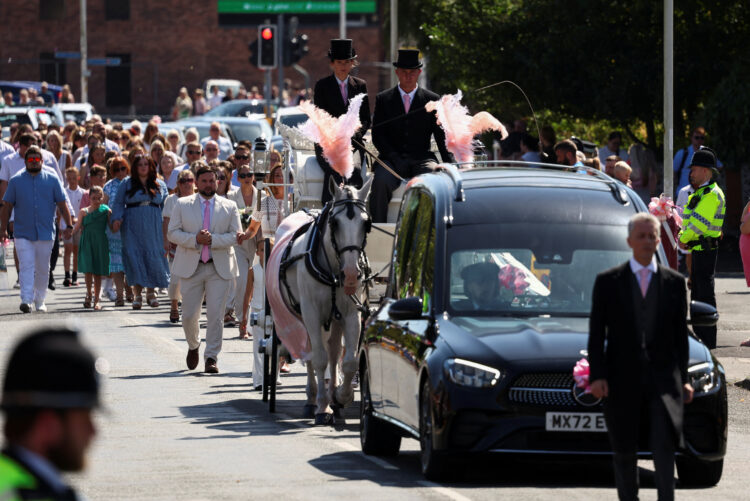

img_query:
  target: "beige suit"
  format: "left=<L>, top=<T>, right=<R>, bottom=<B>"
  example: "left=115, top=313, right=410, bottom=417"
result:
left=168, top=193, right=241, bottom=362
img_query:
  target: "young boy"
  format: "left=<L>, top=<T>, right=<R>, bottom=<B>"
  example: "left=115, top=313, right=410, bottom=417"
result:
left=63, top=167, right=85, bottom=286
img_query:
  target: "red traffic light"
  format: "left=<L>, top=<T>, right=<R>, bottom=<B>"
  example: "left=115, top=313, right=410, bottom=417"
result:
left=261, top=27, right=274, bottom=40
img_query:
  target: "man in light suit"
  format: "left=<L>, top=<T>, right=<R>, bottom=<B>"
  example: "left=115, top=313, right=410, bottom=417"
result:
left=168, top=162, right=241, bottom=373
left=588, top=213, right=694, bottom=501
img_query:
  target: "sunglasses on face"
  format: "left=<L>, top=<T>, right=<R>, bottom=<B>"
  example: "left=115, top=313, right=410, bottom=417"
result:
left=693, top=135, right=705, bottom=140
left=235, top=155, right=250, bottom=160
left=115, top=167, right=128, bottom=173
left=187, top=150, right=201, bottom=155
left=238, top=173, right=253, bottom=179
left=178, top=178, right=195, bottom=184
left=217, top=175, right=226, bottom=181
left=26, top=156, right=42, bottom=163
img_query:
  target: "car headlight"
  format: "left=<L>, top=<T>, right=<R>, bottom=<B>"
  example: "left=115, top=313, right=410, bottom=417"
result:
left=688, top=361, right=718, bottom=395
left=444, top=358, right=502, bottom=388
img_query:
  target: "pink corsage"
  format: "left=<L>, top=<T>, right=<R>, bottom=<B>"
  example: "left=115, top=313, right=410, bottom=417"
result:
left=497, top=264, right=529, bottom=295
left=573, top=358, right=591, bottom=394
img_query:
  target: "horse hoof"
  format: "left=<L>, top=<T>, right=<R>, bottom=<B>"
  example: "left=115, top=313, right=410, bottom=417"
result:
left=332, top=406, right=342, bottom=419
left=314, top=413, right=335, bottom=426
left=302, top=404, right=316, bottom=419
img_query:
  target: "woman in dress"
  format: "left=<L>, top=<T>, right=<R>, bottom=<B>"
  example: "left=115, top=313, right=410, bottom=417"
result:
left=228, top=164, right=259, bottom=337
left=239, top=164, right=286, bottom=245
left=71, top=186, right=111, bottom=311
left=162, top=169, right=195, bottom=323
left=111, top=154, right=170, bottom=309
left=102, top=156, right=133, bottom=305
left=46, top=130, right=71, bottom=179
left=80, top=143, right=105, bottom=189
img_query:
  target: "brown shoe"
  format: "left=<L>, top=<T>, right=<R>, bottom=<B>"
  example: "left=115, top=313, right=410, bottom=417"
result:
left=186, top=347, right=199, bottom=370
left=205, top=358, right=219, bottom=374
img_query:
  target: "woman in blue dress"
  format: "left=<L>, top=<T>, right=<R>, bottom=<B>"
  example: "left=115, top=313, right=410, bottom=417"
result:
left=111, top=154, right=170, bottom=309
left=102, top=156, right=133, bottom=306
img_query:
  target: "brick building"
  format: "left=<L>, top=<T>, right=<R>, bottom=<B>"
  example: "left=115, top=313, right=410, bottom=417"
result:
left=0, top=0, right=390, bottom=115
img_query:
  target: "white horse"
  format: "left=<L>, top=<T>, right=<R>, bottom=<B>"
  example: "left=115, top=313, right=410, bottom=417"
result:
left=280, top=178, right=372, bottom=425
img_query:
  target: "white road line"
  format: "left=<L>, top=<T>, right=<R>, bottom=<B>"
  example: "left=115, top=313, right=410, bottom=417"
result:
left=333, top=441, right=399, bottom=470
left=416, top=480, right=473, bottom=501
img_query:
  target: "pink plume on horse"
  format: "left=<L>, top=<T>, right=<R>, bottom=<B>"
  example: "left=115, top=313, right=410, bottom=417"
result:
left=425, top=90, right=506, bottom=164
left=297, top=93, right=365, bottom=179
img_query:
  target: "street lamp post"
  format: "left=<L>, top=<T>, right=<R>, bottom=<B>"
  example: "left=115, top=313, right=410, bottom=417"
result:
left=664, top=0, right=674, bottom=198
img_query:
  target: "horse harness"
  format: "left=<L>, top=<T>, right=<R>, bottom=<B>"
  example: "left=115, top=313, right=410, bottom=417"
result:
left=279, top=194, right=373, bottom=329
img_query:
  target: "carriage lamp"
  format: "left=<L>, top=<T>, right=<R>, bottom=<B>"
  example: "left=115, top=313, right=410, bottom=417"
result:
left=688, top=361, right=719, bottom=395
left=444, top=358, right=502, bottom=388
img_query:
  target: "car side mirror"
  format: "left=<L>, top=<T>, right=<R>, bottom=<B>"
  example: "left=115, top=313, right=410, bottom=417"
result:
left=689, top=300, right=719, bottom=327
left=388, top=297, right=423, bottom=321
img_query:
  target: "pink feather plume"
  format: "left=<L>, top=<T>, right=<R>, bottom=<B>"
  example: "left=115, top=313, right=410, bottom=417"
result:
left=296, top=93, right=365, bottom=179
left=425, top=90, right=507, bottom=164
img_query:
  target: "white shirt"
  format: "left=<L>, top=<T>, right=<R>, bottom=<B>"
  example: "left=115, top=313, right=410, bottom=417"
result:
left=63, top=186, right=85, bottom=229
left=0, top=139, right=14, bottom=163
left=398, top=85, right=418, bottom=106
left=629, top=256, right=657, bottom=291
left=250, top=262, right=264, bottom=310
left=207, top=91, right=225, bottom=110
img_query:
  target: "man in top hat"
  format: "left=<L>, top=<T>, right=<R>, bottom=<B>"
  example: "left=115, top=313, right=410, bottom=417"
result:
left=313, top=39, right=370, bottom=204
left=0, top=327, right=100, bottom=500
left=370, top=48, right=454, bottom=223
left=678, top=146, right=725, bottom=349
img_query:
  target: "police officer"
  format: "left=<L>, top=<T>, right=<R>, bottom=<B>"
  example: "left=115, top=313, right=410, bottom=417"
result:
left=0, top=327, right=100, bottom=500
left=678, top=146, right=725, bottom=349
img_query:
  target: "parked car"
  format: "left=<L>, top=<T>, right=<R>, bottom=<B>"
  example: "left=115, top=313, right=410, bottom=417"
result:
left=173, top=120, right=236, bottom=146
left=359, top=162, right=727, bottom=485
left=0, top=106, right=54, bottom=131
left=203, top=78, right=244, bottom=98
left=57, top=103, right=96, bottom=124
left=198, top=99, right=267, bottom=119
left=207, top=116, right=272, bottom=145
left=0, top=80, right=63, bottom=103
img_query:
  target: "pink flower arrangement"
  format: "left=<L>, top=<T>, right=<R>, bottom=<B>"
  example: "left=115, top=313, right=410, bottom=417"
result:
left=497, top=264, right=529, bottom=295
left=573, top=358, right=591, bottom=394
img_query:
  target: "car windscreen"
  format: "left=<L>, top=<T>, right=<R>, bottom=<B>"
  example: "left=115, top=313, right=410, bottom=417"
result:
left=205, top=101, right=264, bottom=117
left=0, top=113, right=32, bottom=127
left=229, top=123, right=265, bottom=142
left=447, top=223, right=632, bottom=317
left=278, top=113, right=308, bottom=129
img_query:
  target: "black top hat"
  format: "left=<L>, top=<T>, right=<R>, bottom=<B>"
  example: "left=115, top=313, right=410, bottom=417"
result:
left=328, top=39, right=356, bottom=60
left=393, top=49, right=423, bottom=69
left=690, top=146, right=718, bottom=172
left=1, top=327, right=100, bottom=410
left=461, top=262, right=500, bottom=283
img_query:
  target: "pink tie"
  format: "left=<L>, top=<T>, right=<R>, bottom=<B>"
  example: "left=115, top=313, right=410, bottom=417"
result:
left=201, top=199, right=210, bottom=263
left=638, top=268, right=650, bottom=297
left=403, top=93, right=411, bottom=113
left=340, top=82, right=347, bottom=102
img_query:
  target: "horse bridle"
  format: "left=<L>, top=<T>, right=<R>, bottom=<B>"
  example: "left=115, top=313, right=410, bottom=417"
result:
left=326, top=197, right=372, bottom=264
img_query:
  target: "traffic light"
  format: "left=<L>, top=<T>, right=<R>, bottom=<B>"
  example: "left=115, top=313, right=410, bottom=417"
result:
left=248, top=39, right=258, bottom=67
left=287, top=34, right=309, bottom=65
left=258, top=24, right=277, bottom=69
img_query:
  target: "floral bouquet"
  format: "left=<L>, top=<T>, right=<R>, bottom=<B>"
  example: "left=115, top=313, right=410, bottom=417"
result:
left=498, top=264, right=529, bottom=295
left=240, top=207, right=254, bottom=231
left=573, top=358, right=591, bottom=394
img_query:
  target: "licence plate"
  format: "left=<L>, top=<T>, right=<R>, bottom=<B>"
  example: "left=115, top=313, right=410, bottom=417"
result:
left=545, top=412, right=607, bottom=432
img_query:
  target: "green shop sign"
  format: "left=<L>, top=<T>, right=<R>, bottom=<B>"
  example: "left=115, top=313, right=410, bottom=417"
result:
left=218, top=1, right=377, bottom=14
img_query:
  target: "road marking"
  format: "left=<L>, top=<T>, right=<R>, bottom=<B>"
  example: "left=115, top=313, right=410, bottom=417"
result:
left=334, top=441, right=399, bottom=470
left=416, top=481, right=472, bottom=501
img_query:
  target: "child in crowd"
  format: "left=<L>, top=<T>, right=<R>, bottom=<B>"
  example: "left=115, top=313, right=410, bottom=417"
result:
left=63, top=167, right=85, bottom=287
left=71, top=185, right=111, bottom=310
left=613, top=160, right=633, bottom=187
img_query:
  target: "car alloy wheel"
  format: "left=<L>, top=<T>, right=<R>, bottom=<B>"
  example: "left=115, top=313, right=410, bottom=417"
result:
left=420, top=379, right=448, bottom=479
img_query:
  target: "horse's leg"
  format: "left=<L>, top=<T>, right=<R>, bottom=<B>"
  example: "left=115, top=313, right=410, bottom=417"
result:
left=334, top=310, right=361, bottom=407
left=302, top=361, right=316, bottom=418
left=300, top=303, right=333, bottom=424
left=327, top=321, right=343, bottom=411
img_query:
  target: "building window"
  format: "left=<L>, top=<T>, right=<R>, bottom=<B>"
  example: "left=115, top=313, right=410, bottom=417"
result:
left=105, top=0, right=130, bottom=20
left=39, top=0, right=65, bottom=20
left=39, top=52, right=67, bottom=86
left=106, top=53, right=131, bottom=107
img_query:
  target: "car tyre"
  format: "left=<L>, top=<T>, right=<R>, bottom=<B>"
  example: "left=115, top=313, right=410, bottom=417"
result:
left=676, top=457, right=723, bottom=487
left=420, top=379, right=450, bottom=480
left=359, top=363, right=401, bottom=456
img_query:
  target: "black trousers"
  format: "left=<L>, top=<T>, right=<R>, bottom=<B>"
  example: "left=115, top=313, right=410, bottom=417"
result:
left=611, top=393, right=676, bottom=501
left=49, top=222, right=59, bottom=279
left=691, top=247, right=718, bottom=349
left=316, top=148, right=364, bottom=205
left=369, top=158, right=436, bottom=223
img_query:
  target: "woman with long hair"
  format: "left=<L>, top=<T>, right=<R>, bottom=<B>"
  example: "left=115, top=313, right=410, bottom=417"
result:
left=111, top=154, right=170, bottom=309
left=142, top=121, right=159, bottom=152
left=46, top=130, right=72, bottom=180
left=162, top=169, right=196, bottom=323
left=214, top=161, right=234, bottom=197
left=102, top=156, right=133, bottom=305
left=239, top=163, right=286, bottom=245
left=80, top=144, right=105, bottom=189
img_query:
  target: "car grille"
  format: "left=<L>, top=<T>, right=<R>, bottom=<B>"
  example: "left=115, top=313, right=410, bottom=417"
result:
left=508, top=372, right=577, bottom=407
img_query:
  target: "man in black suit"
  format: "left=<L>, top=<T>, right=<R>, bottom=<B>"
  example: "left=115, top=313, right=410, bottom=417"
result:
left=370, top=49, right=454, bottom=222
left=588, top=213, right=694, bottom=501
left=313, top=39, right=370, bottom=204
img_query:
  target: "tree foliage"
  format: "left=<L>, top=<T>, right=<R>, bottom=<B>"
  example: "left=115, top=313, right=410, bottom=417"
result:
left=399, top=0, right=750, bottom=152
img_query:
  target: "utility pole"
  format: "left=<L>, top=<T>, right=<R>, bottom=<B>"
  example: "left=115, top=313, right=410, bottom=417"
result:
left=80, top=0, right=88, bottom=103
left=277, top=14, right=285, bottom=108
left=339, top=0, right=346, bottom=38
left=663, top=0, right=674, bottom=198
left=390, top=0, right=398, bottom=87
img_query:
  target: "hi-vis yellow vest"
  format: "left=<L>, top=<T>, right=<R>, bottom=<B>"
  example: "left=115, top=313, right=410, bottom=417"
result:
left=0, top=452, right=37, bottom=501
left=679, top=182, right=725, bottom=251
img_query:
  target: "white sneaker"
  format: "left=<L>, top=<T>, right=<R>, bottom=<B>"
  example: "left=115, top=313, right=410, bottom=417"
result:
left=35, top=302, right=47, bottom=312
left=13, top=280, right=20, bottom=289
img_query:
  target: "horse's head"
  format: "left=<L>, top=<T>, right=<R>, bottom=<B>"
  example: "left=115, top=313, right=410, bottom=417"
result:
left=327, top=177, right=373, bottom=295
